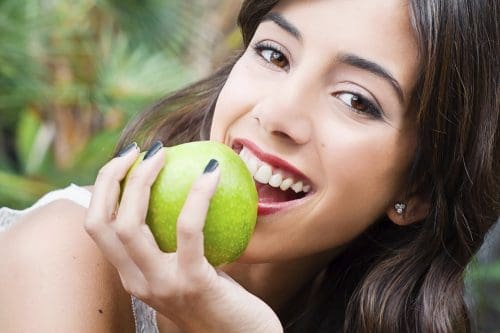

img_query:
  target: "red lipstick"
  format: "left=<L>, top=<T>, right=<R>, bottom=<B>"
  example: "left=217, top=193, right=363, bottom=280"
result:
left=231, top=138, right=313, bottom=216
left=233, top=138, right=310, bottom=182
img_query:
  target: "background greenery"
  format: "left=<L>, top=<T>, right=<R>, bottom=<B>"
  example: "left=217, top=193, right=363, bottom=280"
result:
left=0, top=0, right=498, bottom=331
left=0, top=0, right=241, bottom=208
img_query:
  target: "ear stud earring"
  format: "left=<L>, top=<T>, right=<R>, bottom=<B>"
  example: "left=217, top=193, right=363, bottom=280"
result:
left=394, top=202, right=406, bottom=215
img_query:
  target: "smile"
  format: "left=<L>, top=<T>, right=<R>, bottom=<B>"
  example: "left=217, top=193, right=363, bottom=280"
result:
left=239, top=147, right=311, bottom=194
left=231, top=139, right=314, bottom=216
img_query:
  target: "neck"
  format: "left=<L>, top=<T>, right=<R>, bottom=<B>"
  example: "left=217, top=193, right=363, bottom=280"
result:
left=222, top=249, right=339, bottom=312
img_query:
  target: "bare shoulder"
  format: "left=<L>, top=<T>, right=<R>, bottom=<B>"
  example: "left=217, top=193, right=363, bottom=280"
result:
left=0, top=199, right=135, bottom=332
left=3, top=198, right=89, bottom=245
left=1, top=199, right=99, bottom=273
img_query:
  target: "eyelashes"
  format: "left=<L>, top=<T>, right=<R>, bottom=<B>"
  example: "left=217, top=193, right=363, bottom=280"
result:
left=251, top=40, right=383, bottom=119
left=332, top=92, right=382, bottom=118
left=252, top=41, right=290, bottom=70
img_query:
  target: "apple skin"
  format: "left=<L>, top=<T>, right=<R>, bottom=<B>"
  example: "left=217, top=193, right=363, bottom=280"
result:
left=124, top=141, right=258, bottom=266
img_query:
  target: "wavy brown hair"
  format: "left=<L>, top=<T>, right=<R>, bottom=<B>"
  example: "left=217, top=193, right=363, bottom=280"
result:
left=116, top=0, right=499, bottom=332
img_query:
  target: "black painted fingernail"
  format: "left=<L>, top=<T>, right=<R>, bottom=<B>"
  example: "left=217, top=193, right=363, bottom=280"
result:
left=116, top=142, right=138, bottom=157
left=203, top=159, right=219, bottom=173
left=143, top=140, right=163, bottom=160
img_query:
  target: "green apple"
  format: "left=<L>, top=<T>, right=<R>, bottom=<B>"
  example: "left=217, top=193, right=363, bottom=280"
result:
left=123, top=141, right=258, bottom=266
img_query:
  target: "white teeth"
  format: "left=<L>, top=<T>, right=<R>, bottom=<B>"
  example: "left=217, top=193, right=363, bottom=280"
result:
left=238, top=145, right=311, bottom=195
left=268, top=173, right=283, bottom=188
left=291, top=181, right=303, bottom=193
left=280, top=178, right=294, bottom=191
left=254, top=164, right=272, bottom=184
left=240, top=148, right=258, bottom=175
left=247, top=157, right=259, bottom=176
left=239, top=147, right=250, bottom=159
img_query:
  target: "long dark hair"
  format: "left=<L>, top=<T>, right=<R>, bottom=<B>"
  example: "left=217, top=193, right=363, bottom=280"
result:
left=117, top=0, right=499, bottom=332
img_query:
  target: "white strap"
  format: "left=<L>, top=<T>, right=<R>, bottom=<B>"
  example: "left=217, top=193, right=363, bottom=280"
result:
left=0, top=183, right=91, bottom=231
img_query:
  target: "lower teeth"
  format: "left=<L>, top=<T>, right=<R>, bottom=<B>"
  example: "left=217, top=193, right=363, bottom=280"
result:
left=256, top=183, right=305, bottom=203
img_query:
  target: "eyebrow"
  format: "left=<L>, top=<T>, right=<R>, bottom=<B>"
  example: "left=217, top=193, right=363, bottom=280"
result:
left=261, top=12, right=405, bottom=104
left=336, top=53, right=405, bottom=104
left=261, top=12, right=302, bottom=41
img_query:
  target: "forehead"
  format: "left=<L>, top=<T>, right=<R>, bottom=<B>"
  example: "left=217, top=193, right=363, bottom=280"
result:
left=269, top=0, right=420, bottom=98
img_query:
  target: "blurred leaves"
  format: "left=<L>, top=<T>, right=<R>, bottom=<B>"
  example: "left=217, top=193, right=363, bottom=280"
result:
left=15, top=107, right=51, bottom=175
left=0, top=170, right=54, bottom=208
left=0, top=0, right=240, bottom=209
left=466, top=251, right=500, bottom=332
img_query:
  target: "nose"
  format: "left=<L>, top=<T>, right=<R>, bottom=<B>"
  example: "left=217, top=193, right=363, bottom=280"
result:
left=251, top=77, right=313, bottom=145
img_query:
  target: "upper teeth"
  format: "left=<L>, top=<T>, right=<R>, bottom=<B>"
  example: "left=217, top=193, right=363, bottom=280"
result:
left=238, top=147, right=311, bottom=194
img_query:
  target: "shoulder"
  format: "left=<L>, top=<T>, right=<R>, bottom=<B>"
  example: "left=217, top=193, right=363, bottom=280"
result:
left=1, top=199, right=92, bottom=258
left=2, top=183, right=95, bottom=248
left=1, top=199, right=85, bottom=252
left=0, top=199, right=135, bottom=332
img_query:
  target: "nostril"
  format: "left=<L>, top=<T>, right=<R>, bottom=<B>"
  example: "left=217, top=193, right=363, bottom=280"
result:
left=272, top=130, right=293, bottom=141
left=253, top=115, right=293, bottom=140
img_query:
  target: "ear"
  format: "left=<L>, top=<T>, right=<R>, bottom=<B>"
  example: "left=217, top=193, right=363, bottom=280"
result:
left=386, top=195, right=430, bottom=226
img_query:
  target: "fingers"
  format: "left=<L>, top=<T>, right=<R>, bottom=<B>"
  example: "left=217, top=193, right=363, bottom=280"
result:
left=177, top=159, right=221, bottom=272
left=86, top=142, right=139, bottom=232
left=85, top=142, right=221, bottom=303
left=84, top=142, right=144, bottom=271
left=84, top=143, right=151, bottom=292
left=116, top=141, right=165, bottom=230
left=113, top=141, right=166, bottom=274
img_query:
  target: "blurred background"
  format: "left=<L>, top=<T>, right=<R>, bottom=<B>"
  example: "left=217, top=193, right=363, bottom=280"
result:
left=0, top=0, right=498, bottom=331
left=0, top=0, right=242, bottom=208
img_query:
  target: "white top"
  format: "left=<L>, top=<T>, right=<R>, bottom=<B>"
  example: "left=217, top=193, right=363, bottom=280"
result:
left=0, top=184, right=158, bottom=333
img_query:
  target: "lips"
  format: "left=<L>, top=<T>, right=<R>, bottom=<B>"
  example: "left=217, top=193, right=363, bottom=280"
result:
left=231, top=138, right=314, bottom=216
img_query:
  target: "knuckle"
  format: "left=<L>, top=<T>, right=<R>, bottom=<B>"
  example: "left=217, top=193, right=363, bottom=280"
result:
left=125, top=170, right=143, bottom=185
left=135, top=287, right=151, bottom=300
left=121, top=279, right=133, bottom=294
left=83, top=216, right=102, bottom=236
left=96, top=164, right=113, bottom=179
left=177, top=263, right=213, bottom=291
left=189, top=182, right=211, bottom=198
left=178, top=277, right=208, bottom=300
left=114, top=224, right=136, bottom=244
left=176, top=223, right=200, bottom=241
left=124, top=282, right=150, bottom=299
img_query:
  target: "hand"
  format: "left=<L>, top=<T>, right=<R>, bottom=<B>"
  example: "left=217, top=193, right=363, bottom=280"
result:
left=84, top=142, right=283, bottom=333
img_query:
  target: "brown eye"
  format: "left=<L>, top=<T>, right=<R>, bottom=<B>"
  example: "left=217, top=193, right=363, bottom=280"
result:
left=254, top=42, right=290, bottom=70
left=260, top=49, right=289, bottom=68
left=268, top=50, right=288, bottom=68
left=350, top=95, right=367, bottom=112
left=334, top=92, right=382, bottom=118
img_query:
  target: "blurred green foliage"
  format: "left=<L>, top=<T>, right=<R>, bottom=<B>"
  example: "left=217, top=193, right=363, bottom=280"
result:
left=0, top=0, right=239, bottom=209
left=466, top=241, right=500, bottom=333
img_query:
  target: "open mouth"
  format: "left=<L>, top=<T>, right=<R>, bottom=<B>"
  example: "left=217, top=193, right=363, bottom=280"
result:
left=232, top=140, right=313, bottom=207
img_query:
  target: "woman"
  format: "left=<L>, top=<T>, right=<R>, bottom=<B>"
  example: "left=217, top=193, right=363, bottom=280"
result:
left=0, top=0, right=498, bottom=332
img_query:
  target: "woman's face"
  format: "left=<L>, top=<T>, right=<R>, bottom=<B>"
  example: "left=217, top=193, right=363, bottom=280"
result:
left=210, top=0, right=420, bottom=262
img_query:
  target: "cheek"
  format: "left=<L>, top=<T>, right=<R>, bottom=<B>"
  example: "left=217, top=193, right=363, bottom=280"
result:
left=329, top=128, right=410, bottom=205
left=210, top=58, right=262, bottom=141
left=314, top=127, right=413, bottom=240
